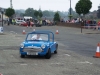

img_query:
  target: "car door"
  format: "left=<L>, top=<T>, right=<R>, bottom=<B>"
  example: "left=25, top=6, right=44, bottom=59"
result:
left=50, top=42, right=56, bottom=53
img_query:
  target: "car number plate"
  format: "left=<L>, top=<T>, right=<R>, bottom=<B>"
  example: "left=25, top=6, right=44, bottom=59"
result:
left=27, top=52, right=38, bottom=55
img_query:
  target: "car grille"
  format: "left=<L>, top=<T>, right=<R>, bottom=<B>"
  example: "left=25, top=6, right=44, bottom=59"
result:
left=23, top=48, right=42, bottom=53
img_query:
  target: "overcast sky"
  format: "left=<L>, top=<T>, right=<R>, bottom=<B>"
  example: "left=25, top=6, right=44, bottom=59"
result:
left=0, top=0, right=99, bottom=11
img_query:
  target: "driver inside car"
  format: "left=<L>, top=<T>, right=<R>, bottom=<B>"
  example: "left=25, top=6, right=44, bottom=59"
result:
left=31, top=34, right=42, bottom=40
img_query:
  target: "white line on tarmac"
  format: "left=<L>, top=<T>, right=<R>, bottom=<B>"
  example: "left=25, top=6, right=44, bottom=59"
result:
left=50, top=63, right=64, bottom=65
left=77, top=61, right=93, bottom=64
left=64, top=54, right=71, bottom=56
left=58, top=54, right=71, bottom=57
left=34, top=64, right=38, bottom=66
left=0, top=64, right=5, bottom=67
left=20, top=64, right=28, bottom=66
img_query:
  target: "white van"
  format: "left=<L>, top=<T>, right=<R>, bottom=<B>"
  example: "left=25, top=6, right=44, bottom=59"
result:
left=16, top=20, right=25, bottom=25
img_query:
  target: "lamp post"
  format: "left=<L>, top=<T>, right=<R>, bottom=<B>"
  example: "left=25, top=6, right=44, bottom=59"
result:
left=1, top=11, right=3, bottom=27
left=69, top=0, right=72, bottom=21
left=81, top=14, right=83, bottom=33
left=0, top=8, right=4, bottom=33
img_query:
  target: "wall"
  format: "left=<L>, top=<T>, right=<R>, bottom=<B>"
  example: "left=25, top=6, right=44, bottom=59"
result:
left=57, top=22, right=81, bottom=28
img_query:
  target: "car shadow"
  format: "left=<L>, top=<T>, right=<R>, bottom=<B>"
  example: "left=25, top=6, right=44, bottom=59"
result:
left=24, top=54, right=56, bottom=59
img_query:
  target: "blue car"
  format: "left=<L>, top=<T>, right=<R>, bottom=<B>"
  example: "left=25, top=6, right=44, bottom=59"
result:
left=19, top=30, right=58, bottom=59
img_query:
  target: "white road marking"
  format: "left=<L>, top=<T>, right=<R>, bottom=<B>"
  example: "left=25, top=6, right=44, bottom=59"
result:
left=77, top=61, right=93, bottom=64
left=58, top=54, right=71, bottom=57
left=50, top=63, right=64, bottom=65
left=34, top=64, right=38, bottom=66
left=10, top=31, right=14, bottom=33
left=20, top=64, right=28, bottom=66
left=64, top=54, right=71, bottom=56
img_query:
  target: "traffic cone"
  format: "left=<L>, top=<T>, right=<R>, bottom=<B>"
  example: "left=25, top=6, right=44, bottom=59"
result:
left=22, top=30, right=26, bottom=34
left=56, top=30, right=59, bottom=34
left=94, top=43, right=100, bottom=58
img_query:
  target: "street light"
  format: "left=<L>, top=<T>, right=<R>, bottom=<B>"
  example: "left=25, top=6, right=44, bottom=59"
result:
left=69, top=0, right=72, bottom=21
left=81, top=14, right=83, bottom=33
left=0, top=8, right=4, bottom=33
left=1, top=8, right=4, bottom=27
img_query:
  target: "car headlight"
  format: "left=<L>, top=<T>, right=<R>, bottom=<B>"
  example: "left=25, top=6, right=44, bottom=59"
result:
left=20, top=43, right=24, bottom=48
left=41, top=44, right=45, bottom=49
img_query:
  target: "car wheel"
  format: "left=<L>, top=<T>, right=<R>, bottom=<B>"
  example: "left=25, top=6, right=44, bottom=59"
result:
left=45, top=49, right=51, bottom=59
left=54, top=44, right=58, bottom=54
left=20, top=55, right=25, bottom=58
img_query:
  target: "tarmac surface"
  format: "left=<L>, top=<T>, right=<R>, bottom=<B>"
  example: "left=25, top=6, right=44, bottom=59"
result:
left=0, top=24, right=100, bottom=75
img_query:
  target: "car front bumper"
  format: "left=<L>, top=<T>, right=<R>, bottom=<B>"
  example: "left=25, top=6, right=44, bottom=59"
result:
left=20, top=47, right=47, bottom=56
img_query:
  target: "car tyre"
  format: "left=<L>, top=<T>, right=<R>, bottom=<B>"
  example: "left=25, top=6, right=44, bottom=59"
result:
left=20, top=55, right=25, bottom=58
left=54, top=44, right=58, bottom=54
left=45, top=49, right=51, bottom=59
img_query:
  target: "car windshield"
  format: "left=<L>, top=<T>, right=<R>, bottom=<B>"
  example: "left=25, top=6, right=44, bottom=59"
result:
left=26, top=33, right=48, bottom=41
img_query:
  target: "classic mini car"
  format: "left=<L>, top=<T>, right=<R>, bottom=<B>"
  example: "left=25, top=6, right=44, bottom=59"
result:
left=19, top=31, right=58, bottom=59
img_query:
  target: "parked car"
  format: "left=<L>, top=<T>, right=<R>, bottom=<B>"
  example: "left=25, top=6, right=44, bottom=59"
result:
left=19, top=31, right=58, bottom=59
left=20, top=21, right=34, bottom=27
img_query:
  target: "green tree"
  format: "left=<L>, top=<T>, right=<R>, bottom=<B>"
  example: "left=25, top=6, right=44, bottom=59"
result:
left=34, top=10, right=39, bottom=18
left=5, top=8, right=15, bottom=18
left=42, top=10, right=51, bottom=17
left=53, top=12, right=60, bottom=22
left=75, top=0, right=92, bottom=16
left=24, top=8, right=35, bottom=18
left=39, top=11, right=43, bottom=18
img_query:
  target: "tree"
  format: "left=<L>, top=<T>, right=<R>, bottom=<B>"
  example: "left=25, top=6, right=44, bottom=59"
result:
left=5, top=8, right=15, bottom=18
left=97, top=6, right=100, bottom=18
left=42, top=10, right=50, bottom=17
left=75, top=0, right=92, bottom=16
left=34, top=10, right=39, bottom=18
left=24, top=8, right=35, bottom=18
left=53, top=12, right=60, bottom=22
left=39, top=11, right=43, bottom=18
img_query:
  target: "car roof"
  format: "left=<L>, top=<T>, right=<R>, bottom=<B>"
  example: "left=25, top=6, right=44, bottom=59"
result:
left=28, top=30, right=54, bottom=34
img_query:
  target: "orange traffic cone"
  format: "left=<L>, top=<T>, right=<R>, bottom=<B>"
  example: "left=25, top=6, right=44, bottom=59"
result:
left=56, top=30, right=59, bottom=34
left=94, top=43, right=100, bottom=58
left=22, top=30, right=26, bottom=34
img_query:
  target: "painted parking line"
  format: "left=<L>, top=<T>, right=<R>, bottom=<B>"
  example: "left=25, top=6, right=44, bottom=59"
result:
left=64, top=54, right=71, bottom=56
left=58, top=54, right=71, bottom=57
left=34, top=64, right=38, bottom=66
left=77, top=61, right=93, bottom=64
left=50, top=62, right=64, bottom=65
left=0, top=64, right=5, bottom=67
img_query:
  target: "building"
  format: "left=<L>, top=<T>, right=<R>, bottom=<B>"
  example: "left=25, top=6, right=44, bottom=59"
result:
left=0, top=7, right=8, bottom=21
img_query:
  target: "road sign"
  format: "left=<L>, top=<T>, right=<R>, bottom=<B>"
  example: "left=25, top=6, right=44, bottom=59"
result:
left=0, top=26, right=3, bottom=33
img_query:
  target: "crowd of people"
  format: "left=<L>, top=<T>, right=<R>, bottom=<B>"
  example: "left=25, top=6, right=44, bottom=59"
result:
left=4, top=18, right=57, bottom=26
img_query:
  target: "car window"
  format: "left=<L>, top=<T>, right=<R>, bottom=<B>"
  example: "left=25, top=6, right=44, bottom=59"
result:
left=27, top=34, right=48, bottom=41
left=49, top=33, right=53, bottom=42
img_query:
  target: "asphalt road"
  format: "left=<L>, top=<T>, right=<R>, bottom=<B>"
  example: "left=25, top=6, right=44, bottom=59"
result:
left=3, top=24, right=100, bottom=57
left=0, top=24, right=100, bottom=75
